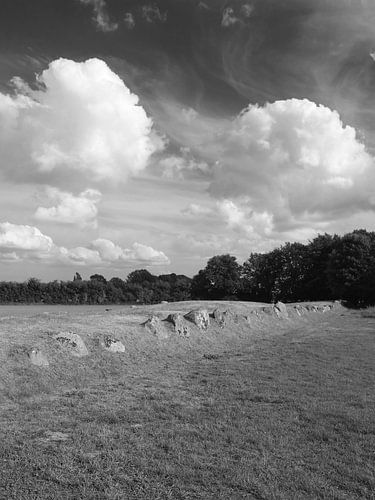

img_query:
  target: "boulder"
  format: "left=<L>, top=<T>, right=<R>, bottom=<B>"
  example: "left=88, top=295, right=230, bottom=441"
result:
left=184, top=309, right=210, bottom=330
left=143, top=315, right=169, bottom=339
left=166, top=313, right=190, bottom=337
left=101, top=335, right=125, bottom=353
left=28, top=348, right=49, bottom=367
left=273, top=301, right=288, bottom=319
left=211, top=308, right=233, bottom=327
left=54, top=332, right=89, bottom=357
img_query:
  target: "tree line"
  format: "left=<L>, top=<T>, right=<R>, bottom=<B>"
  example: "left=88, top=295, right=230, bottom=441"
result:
left=0, top=229, right=374, bottom=306
left=191, top=229, right=375, bottom=307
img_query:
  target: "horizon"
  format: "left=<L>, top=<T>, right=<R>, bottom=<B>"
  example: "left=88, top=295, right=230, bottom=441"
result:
left=1, top=0, right=375, bottom=281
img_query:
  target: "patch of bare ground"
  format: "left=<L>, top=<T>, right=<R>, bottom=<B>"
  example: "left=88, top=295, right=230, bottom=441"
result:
left=0, top=301, right=374, bottom=499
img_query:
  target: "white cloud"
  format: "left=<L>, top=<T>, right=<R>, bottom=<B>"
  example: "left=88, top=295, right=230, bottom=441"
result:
left=124, top=12, right=135, bottom=29
left=208, top=99, right=375, bottom=231
left=0, top=223, right=170, bottom=267
left=35, top=188, right=101, bottom=227
left=221, top=7, right=240, bottom=27
left=142, top=5, right=167, bottom=23
left=0, top=223, right=54, bottom=253
left=0, top=58, right=164, bottom=186
left=79, top=0, right=118, bottom=32
left=240, top=4, right=254, bottom=18
left=217, top=199, right=274, bottom=236
left=181, top=203, right=214, bottom=217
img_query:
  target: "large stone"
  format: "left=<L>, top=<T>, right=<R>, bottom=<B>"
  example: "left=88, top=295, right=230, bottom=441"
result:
left=144, top=315, right=169, bottom=339
left=54, top=332, right=89, bottom=357
left=166, top=313, right=190, bottom=337
left=185, top=309, right=210, bottom=330
left=28, top=348, right=49, bottom=367
left=273, top=301, right=289, bottom=319
left=101, top=335, right=125, bottom=353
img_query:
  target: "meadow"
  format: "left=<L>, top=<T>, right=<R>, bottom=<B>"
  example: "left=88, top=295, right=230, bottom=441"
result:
left=0, top=302, right=374, bottom=499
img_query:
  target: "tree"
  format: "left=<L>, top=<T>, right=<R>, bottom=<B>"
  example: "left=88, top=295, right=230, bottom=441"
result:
left=73, top=272, right=82, bottom=281
left=327, top=230, right=375, bottom=306
left=90, top=274, right=107, bottom=284
left=191, top=254, right=242, bottom=300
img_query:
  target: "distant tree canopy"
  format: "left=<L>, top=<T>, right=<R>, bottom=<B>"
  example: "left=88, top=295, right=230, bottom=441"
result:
left=190, top=230, right=375, bottom=307
left=0, top=229, right=374, bottom=306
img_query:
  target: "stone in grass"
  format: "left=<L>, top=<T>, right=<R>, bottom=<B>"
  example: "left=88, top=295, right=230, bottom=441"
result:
left=211, top=308, right=234, bottom=327
left=184, top=309, right=210, bottom=330
left=54, top=332, right=89, bottom=357
left=273, top=301, right=289, bottom=319
left=166, top=313, right=190, bottom=338
left=44, top=431, right=70, bottom=442
left=101, top=335, right=125, bottom=353
left=28, top=348, right=49, bottom=367
left=143, top=316, right=169, bottom=339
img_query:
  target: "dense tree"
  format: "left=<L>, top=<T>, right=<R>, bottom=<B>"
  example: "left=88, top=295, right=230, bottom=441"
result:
left=191, top=254, right=242, bottom=300
left=90, top=274, right=107, bottom=284
left=327, top=230, right=375, bottom=306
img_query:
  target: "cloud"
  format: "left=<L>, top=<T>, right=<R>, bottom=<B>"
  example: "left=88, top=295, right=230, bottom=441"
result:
left=34, top=188, right=101, bottom=227
left=142, top=5, right=168, bottom=23
left=0, top=223, right=170, bottom=267
left=217, top=199, right=274, bottom=237
left=124, top=12, right=135, bottom=29
left=79, top=0, right=118, bottom=32
left=221, top=7, right=240, bottom=27
left=207, top=99, right=375, bottom=231
left=0, top=58, right=164, bottom=186
left=157, top=150, right=210, bottom=180
left=240, top=4, right=254, bottom=18
left=181, top=203, right=213, bottom=217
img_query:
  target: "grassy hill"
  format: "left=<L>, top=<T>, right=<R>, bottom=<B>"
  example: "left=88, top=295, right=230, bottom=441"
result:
left=0, top=301, right=374, bottom=499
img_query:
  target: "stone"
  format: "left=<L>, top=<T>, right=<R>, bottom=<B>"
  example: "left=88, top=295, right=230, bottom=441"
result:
left=211, top=308, right=231, bottom=327
left=101, top=335, right=125, bottom=353
left=28, top=348, right=49, bottom=367
left=166, top=313, right=190, bottom=337
left=143, top=315, right=169, bottom=339
left=184, top=309, right=210, bottom=330
left=54, top=332, right=89, bottom=357
left=273, top=301, right=288, bottom=319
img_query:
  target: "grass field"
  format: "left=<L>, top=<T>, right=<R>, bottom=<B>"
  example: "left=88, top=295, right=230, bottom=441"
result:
left=0, top=302, right=374, bottom=499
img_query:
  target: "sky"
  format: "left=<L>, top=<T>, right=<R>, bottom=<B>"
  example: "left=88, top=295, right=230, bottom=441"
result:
left=1, top=0, right=375, bottom=281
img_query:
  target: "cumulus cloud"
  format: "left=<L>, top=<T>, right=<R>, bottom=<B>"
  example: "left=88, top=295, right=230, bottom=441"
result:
left=217, top=200, right=274, bottom=237
left=34, top=188, right=101, bottom=227
left=0, top=58, right=164, bottom=186
left=142, top=5, right=167, bottom=23
left=0, top=223, right=170, bottom=267
left=240, top=4, right=254, bottom=18
left=207, top=99, right=375, bottom=231
left=157, top=151, right=210, bottom=180
left=221, top=7, right=240, bottom=27
left=79, top=0, right=118, bottom=32
left=124, top=12, right=135, bottom=29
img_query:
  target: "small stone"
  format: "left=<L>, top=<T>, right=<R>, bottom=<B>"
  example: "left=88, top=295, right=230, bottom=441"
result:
left=101, top=335, right=125, bottom=353
left=54, top=332, right=89, bottom=357
left=28, top=348, right=49, bottom=367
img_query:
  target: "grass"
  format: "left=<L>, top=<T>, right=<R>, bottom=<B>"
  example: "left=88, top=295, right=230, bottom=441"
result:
left=0, top=302, right=374, bottom=499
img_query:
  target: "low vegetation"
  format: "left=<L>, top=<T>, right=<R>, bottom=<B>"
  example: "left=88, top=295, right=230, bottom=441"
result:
left=0, top=302, right=374, bottom=499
